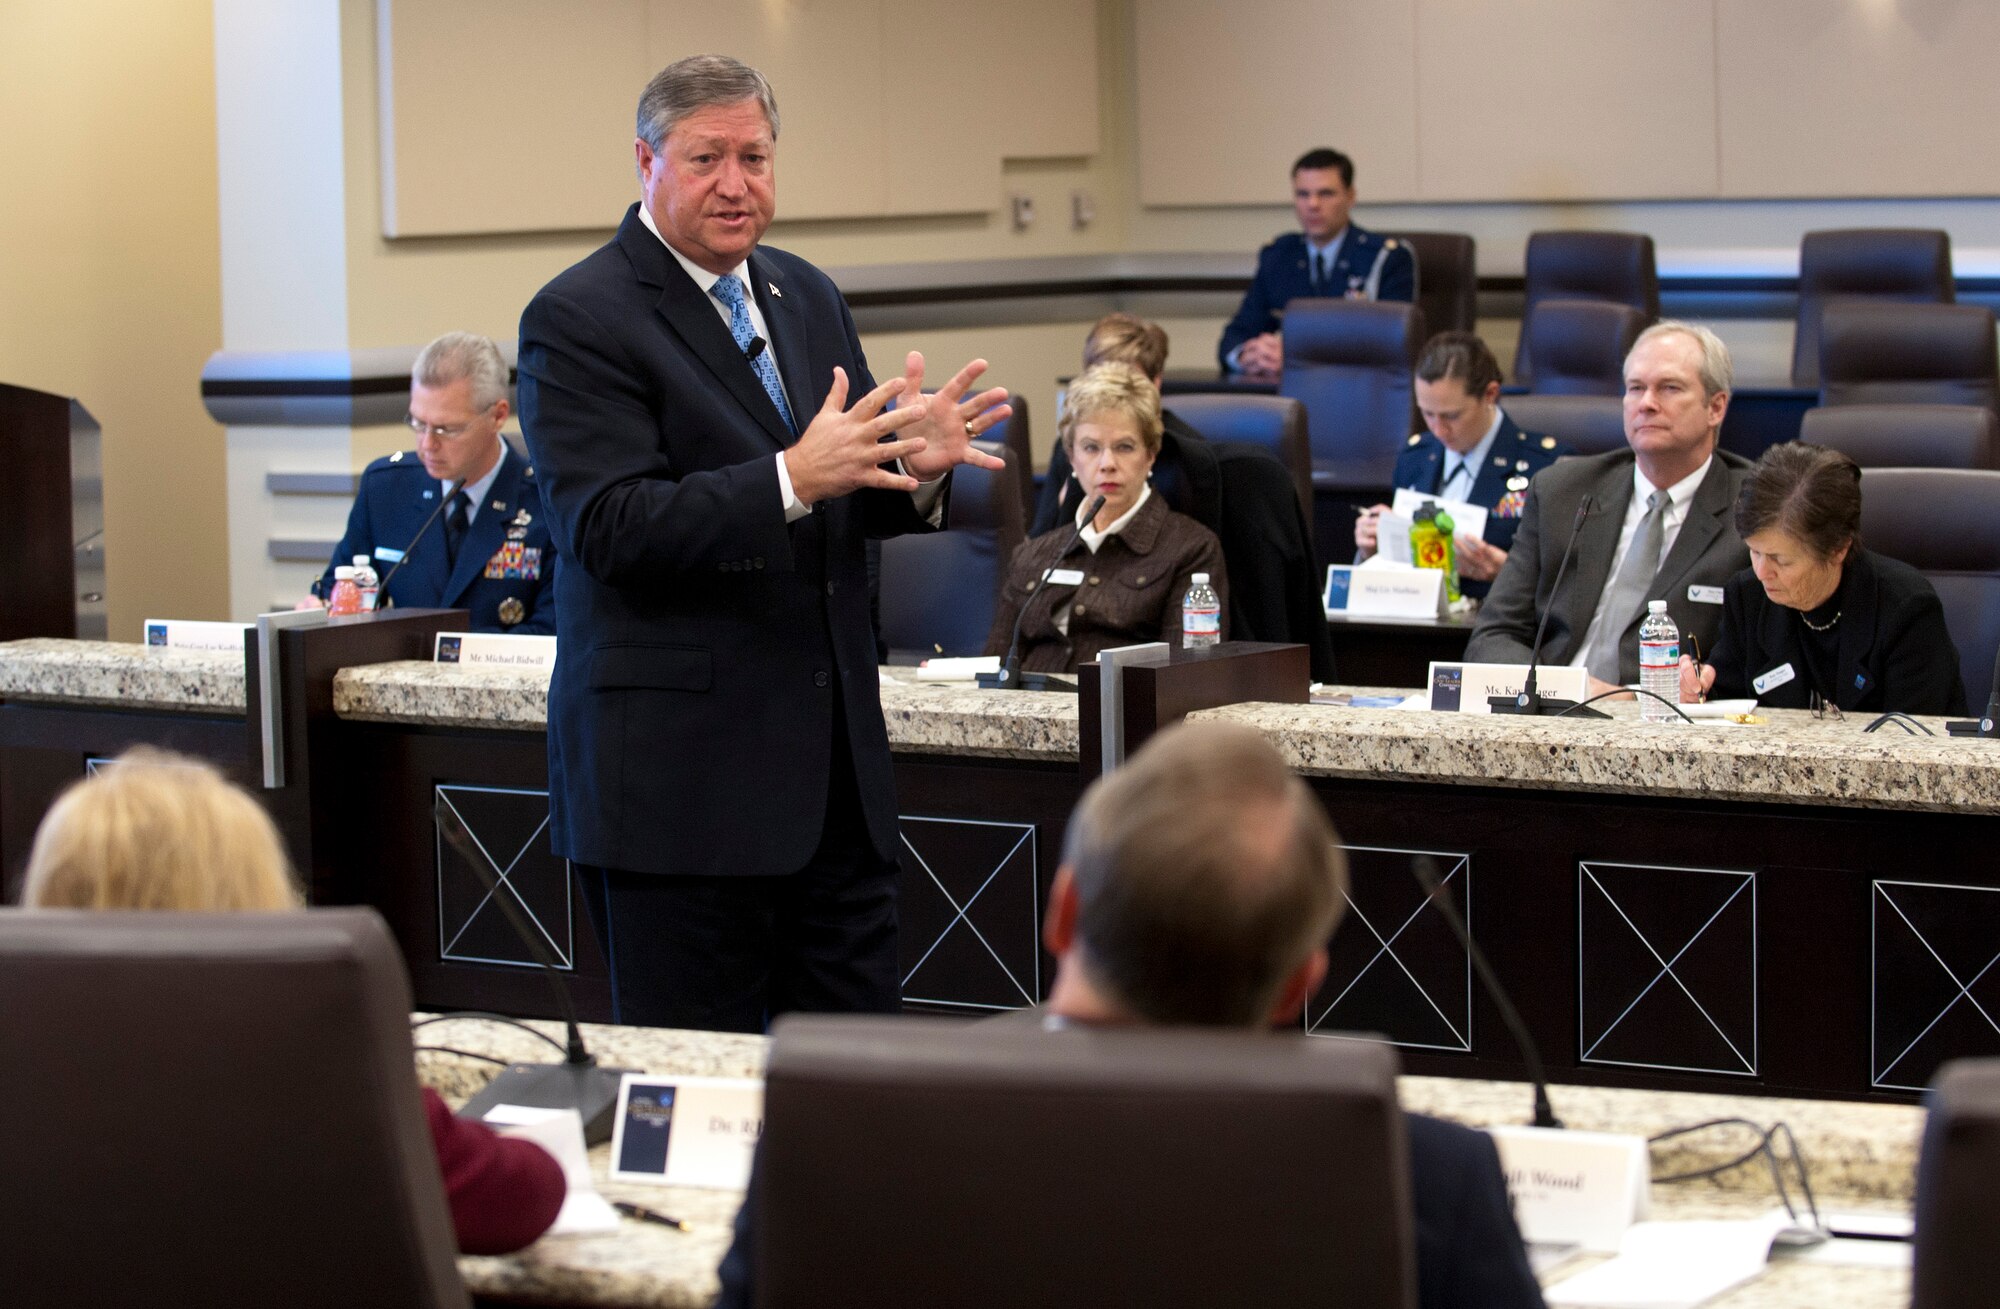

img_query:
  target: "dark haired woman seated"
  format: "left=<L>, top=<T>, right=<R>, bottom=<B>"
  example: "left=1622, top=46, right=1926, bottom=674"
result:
left=1680, top=442, right=1965, bottom=714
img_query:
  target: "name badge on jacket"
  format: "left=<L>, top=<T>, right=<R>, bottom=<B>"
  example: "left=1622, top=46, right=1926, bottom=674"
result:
left=1753, top=663, right=1796, bottom=695
left=1688, top=584, right=1724, bottom=605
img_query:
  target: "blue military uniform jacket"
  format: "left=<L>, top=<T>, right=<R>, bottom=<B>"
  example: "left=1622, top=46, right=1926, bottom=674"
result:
left=319, top=444, right=557, bottom=634
left=1393, top=413, right=1571, bottom=599
left=1219, top=224, right=1417, bottom=367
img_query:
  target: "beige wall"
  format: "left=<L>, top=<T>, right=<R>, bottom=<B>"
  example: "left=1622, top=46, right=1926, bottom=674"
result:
left=0, top=0, right=226, bottom=639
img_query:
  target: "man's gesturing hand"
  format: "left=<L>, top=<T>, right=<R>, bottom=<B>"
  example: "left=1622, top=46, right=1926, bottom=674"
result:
left=783, top=368, right=928, bottom=505
left=895, top=352, right=1011, bottom=484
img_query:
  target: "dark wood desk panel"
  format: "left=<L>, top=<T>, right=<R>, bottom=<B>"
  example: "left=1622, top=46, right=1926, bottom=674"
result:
left=1324, top=613, right=1475, bottom=687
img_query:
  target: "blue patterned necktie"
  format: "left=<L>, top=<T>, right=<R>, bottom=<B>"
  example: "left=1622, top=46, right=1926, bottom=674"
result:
left=711, top=273, right=797, bottom=436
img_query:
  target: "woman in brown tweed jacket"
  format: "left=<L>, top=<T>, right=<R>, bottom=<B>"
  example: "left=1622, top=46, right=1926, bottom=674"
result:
left=986, top=363, right=1228, bottom=673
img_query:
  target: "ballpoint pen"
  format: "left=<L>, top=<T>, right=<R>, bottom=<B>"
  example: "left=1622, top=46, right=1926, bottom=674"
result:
left=612, top=1200, right=690, bottom=1232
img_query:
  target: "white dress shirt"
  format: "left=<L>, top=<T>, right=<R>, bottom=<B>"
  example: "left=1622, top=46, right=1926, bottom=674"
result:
left=1567, top=455, right=1714, bottom=672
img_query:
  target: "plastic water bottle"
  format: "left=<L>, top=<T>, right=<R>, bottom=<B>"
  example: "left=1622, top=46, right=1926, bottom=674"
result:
left=1638, top=600, right=1681, bottom=722
left=1182, top=573, right=1221, bottom=649
left=352, top=554, right=380, bottom=612
left=326, top=566, right=363, bottom=617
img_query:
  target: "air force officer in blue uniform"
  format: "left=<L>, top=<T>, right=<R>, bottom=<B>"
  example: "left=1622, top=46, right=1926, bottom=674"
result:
left=1219, top=147, right=1417, bottom=374
left=1354, top=333, right=1572, bottom=599
left=313, top=333, right=556, bottom=633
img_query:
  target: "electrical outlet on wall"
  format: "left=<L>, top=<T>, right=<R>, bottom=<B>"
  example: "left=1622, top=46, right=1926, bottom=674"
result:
left=1009, top=193, right=1035, bottom=231
left=1071, top=191, right=1095, bottom=229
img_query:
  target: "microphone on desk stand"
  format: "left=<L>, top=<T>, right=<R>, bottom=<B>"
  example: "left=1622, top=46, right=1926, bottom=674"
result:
left=1411, top=855, right=1562, bottom=1129
left=373, top=478, right=462, bottom=604
left=1488, top=497, right=1608, bottom=719
left=1946, top=642, right=2000, bottom=737
left=977, top=493, right=1106, bottom=694
left=439, top=796, right=635, bottom=1144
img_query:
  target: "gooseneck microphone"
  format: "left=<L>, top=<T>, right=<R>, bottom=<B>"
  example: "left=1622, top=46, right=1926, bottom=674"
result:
left=1947, top=641, right=2000, bottom=737
left=977, top=493, right=1107, bottom=694
left=1489, top=496, right=1608, bottom=718
left=1412, top=855, right=1562, bottom=1129
left=438, top=795, right=635, bottom=1143
left=375, top=478, right=461, bottom=602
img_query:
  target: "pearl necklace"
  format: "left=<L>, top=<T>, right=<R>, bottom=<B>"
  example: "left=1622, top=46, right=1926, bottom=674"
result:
left=1800, top=607, right=1841, bottom=632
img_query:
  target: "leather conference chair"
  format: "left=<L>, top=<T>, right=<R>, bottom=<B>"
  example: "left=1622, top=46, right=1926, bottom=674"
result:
left=753, top=1015, right=1417, bottom=1309
left=1280, top=299, right=1426, bottom=491
left=1514, top=231, right=1659, bottom=386
left=1820, top=301, right=2000, bottom=413
left=1520, top=299, right=1648, bottom=397
left=1167, top=393, right=1314, bottom=530
left=1857, top=467, right=2000, bottom=705
left=982, top=391, right=1033, bottom=533
left=1800, top=404, right=2000, bottom=471
left=1501, top=393, right=1628, bottom=457
left=1385, top=230, right=1478, bottom=336
left=1793, top=228, right=1954, bottom=388
left=0, top=907, right=469, bottom=1309
left=879, top=439, right=1023, bottom=659
left=1913, top=1058, right=2000, bottom=1309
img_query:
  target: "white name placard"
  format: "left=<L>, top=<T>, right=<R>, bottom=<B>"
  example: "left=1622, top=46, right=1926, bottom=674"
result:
left=1488, top=1125, right=1651, bottom=1254
left=1428, top=661, right=1590, bottom=714
left=434, top=632, right=557, bottom=669
left=608, top=1074, right=764, bottom=1189
left=144, top=619, right=252, bottom=652
left=1326, top=564, right=1446, bottom=618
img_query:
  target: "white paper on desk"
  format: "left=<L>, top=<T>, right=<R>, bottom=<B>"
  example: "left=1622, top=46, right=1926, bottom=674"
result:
left=916, top=656, right=1000, bottom=681
left=1376, top=510, right=1415, bottom=565
left=1391, top=487, right=1490, bottom=545
left=1544, top=1212, right=1789, bottom=1308
left=486, top=1104, right=621, bottom=1234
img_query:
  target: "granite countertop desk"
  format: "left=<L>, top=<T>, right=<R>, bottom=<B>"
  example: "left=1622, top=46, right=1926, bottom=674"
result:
left=0, top=638, right=246, bottom=714
left=333, top=658, right=2000, bottom=814
left=420, top=1017, right=1920, bottom=1309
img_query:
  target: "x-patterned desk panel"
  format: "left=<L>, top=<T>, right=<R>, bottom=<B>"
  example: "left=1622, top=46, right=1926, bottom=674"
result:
left=1308, top=845, right=1472, bottom=1052
left=1873, top=879, right=2000, bottom=1091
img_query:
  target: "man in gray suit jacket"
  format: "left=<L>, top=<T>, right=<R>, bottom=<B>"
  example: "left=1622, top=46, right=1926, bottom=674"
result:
left=1467, top=321, right=1751, bottom=692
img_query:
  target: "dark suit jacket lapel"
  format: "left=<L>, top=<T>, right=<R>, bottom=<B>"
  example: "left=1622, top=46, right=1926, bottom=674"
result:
left=440, top=451, right=518, bottom=605
left=753, top=252, right=814, bottom=440
left=616, top=209, right=793, bottom=450
left=1560, top=457, right=1634, bottom=636
left=1834, top=550, right=1881, bottom=709
left=1653, top=455, right=1733, bottom=598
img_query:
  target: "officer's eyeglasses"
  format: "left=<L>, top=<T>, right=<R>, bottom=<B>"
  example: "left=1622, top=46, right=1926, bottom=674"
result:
left=406, top=403, right=496, bottom=441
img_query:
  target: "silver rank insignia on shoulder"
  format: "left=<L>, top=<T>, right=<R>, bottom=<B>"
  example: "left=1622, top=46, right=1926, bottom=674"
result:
left=390, top=451, right=403, bottom=462
left=497, top=597, right=525, bottom=627
left=1409, top=434, right=1424, bottom=447
left=1507, top=475, right=1530, bottom=491
left=1541, top=436, right=1557, bottom=449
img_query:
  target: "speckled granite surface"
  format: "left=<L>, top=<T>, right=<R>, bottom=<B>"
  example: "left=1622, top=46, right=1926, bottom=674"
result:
left=0, top=638, right=245, bottom=712
left=1203, top=697, right=2000, bottom=814
left=419, top=1019, right=1916, bottom=1308
left=334, top=663, right=1081, bottom=760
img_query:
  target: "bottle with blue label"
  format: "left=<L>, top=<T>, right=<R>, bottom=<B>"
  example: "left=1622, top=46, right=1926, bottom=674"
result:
left=1638, top=600, right=1681, bottom=722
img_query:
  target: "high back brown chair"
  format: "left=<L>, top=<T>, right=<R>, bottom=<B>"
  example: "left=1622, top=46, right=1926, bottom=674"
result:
left=1793, top=228, right=1954, bottom=388
left=0, top=907, right=470, bottom=1309
left=1386, top=231, right=1478, bottom=336
left=984, top=392, right=1033, bottom=533
left=1515, top=231, right=1659, bottom=385
left=1800, top=405, right=2000, bottom=470
left=754, top=1015, right=1417, bottom=1309
left=1820, top=302, right=2000, bottom=413
left=1858, top=467, right=2000, bottom=705
left=1502, top=393, right=1627, bottom=457
left=879, top=439, right=1023, bottom=658
left=1167, top=393, right=1314, bottom=529
left=1914, top=1058, right=2000, bottom=1309
left=1280, top=299, right=1426, bottom=491
left=1522, top=299, right=1649, bottom=397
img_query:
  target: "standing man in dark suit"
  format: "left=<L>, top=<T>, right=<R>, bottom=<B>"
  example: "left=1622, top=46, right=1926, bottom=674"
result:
left=1353, top=332, right=1573, bottom=599
left=517, top=55, right=1010, bottom=1032
left=1218, top=147, right=1416, bottom=374
left=1467, top=321, right=1752, bottom=694
left=718, top=720, right=1545, bottom=1309
left=308, top=333, right=557, bottom=633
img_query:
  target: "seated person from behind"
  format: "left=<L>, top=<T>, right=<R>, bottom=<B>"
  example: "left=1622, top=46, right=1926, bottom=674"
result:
left=986, top=363, right=1228, bottom=672
left=1354, top=331, right=1573, bottom=597
left=1680, top=441, right=1966, bottom=715
left=306, top=332, right=556, bottom=633
left=717, top=720, right=1545, bottom=1309
left=1218, top=146, right=1416, bottom=375
left=1467, top=321, right=1752, bottom=697
left=21, top=747, right=566, bottom=1255
left=1032, top=312, right=1220, bottom=536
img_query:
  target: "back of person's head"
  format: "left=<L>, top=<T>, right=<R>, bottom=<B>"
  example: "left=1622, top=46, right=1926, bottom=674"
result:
left=1062, top=720, right=1347, bottom=1027
left=1083, top=313, right=1170, bottom=380
left=23, top=747, right=301, bottom=911
left=412, top=331, right=510, bottom=409
left=1415, top=331, right=1503, bottom=395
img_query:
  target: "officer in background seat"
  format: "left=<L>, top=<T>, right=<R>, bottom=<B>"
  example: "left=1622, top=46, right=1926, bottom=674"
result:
left=306, top=332, right=556, bottom=634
